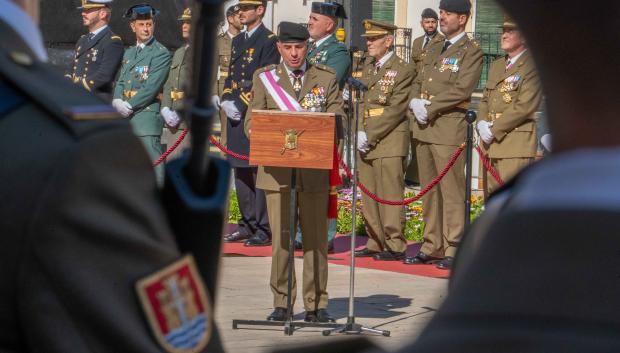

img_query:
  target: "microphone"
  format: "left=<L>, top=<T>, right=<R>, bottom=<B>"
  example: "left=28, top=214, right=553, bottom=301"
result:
left=347, top=77, right=368, bottom=92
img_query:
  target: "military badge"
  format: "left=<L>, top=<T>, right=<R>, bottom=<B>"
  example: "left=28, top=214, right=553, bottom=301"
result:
left=301, top=87, right=327, bottom=112
left=378, top=95, right=387, bottom=104
left=90, top=48, right=98, bottom=62
left=500, top=74, right=522, bottom=92
left=246, top=48, right=255, bottom=63
left=135, top=65, right=149, bottom=81
left=281, top=129, right=305, bottom=154
left=136, top=255, right=212, bottom=353
left=439, top=58, right=459, bottom=73
left=503, top=93, right=513, bottom=103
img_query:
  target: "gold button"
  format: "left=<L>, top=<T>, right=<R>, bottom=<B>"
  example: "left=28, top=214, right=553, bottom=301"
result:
left=428, top=78, right=433, bottom=82
left=128, top=80, right=131, bottom=83
left=9, top=51, right=33, bottom=66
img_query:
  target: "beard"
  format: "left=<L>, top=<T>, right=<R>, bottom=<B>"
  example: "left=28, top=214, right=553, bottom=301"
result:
left=424, top=28, right=437, bottom=36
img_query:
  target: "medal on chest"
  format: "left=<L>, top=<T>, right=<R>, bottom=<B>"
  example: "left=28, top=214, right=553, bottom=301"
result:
left=378, top=70, right=397, bottom=93
left=301, top=86, right=327, bottom=112
left=499, top=74, right=522, bottom=93
left=90, top=48, right=98, bottom=62
left=439, top=57, right=459, bottom=73
left=135, top=65, right=149, bottom=81
left=245, top=48, right=255, bottom=63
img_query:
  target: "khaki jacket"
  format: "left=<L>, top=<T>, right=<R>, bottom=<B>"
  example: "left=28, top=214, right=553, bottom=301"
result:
left=411, top=33, right=444, bottom=74
left=358, top=53, right=416, bottom=159
left=245, top=63, right=344, bottom=192
left=411, top=34, right=483, bottom=146
left=216, top=32, right=232, bottom=96
left=162, top=45, right=189, bottom=113
left=478, top=51, right=542, bottom=158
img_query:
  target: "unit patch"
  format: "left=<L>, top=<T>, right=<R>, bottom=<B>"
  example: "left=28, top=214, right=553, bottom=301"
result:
left=136, top=255, right=212, bottom=353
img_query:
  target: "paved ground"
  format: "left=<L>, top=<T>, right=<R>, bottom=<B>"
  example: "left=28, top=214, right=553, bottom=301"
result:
left=215, top=256, right=448, bottom=353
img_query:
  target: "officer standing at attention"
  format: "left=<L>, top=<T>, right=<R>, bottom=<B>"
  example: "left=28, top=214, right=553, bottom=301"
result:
left=405, top=7, right=444, bottom=186
left=112, top=4, right=171, bottom=184
left=0, top=0, right=221, bottom=351
left=212, top=4, right=243, bottom=148
left=244, top=22, right=343, bottom=323
left=411, top=8, right=444, bottom=72
left=65, top=0, right=123, bottom=101
left=353, top=20, right=415, bottom=261
left=307, top=1, right=350, bottom=87
left=476, top=15, right=542, bottom=194
left=406, top=0, right=482, bottom=270
left=221, top=0, right=279, bottom=246
left=160, top=7, right=192, bottom=160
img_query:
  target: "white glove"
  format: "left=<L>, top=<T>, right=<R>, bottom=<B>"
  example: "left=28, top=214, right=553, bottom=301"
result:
left=161, top=106, right=181, bottom=127
left=112, top=99, right=133, bottom=118
left=221, top=100, right=241, bottom=121
left=342, top=88, right=350, bottom=101
left=357, top=131, right=370, bottom=153
left=211, top=95, right=221, bottom=111
left=477, top=120, right=494, bottom=144
left=540, top=133, right=552, bottom=152
left=409, top=98, right=431, bottom=125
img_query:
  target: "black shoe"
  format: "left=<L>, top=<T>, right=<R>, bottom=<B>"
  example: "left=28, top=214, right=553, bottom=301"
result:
left=354, top=248, right=379, bottom=257
left=305, top=309, right=335, bottom=323
left=403, top=251, right=435, bottom=265
left=267, top=307, right=288, bottom=321
left=373, top=250, right=406, bottom=261
left=244, top=232, right=271, bottom=247
left=327, top=239, right=334, bottom=253
left=224, top=230, right=250, bottom=243
left=294, top=240, right=303, bottom=250
left=436, top=256, right=454, bottom=270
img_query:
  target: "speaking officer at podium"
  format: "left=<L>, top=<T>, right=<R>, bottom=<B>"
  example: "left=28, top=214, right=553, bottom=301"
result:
left=66, top=0, right=123, bottom=101
left=406, top=0, right=482, bottom=270
left=245, top=22, right=343, bottom=323
left=353, top=20, right=415, bottom=262
left=221, top=0, right=279, bottom=246
left=476, top=15, right=542, bottom=195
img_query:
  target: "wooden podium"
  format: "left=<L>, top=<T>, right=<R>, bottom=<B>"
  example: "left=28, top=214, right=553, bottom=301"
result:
left=249, top=110, right=335, bottom=170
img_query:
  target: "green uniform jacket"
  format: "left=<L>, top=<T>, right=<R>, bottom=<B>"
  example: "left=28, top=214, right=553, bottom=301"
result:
left=478, top=51, right=542, bottom=158
left=411, top=33, right=444, bottom=74
left=307, top=34, right=351, bottom=88
left=162, top=44, right=189, bottom=113
left=411, top=34, right=483, bottom=146
left=245, top=63, right=344, bottom=192
left=358, top=53, right=416, bottom=159
left=114, top=38, right=171, bottom=136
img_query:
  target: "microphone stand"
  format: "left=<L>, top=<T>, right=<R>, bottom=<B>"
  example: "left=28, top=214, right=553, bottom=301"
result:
left=323, top=77, right=390, bottom=337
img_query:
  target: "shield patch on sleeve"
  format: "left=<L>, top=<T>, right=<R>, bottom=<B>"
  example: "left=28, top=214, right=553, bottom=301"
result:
left=136, top=255, right=212, bottom=353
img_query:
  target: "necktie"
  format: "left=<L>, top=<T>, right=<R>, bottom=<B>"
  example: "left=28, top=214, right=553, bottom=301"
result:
left=505, top=59, right=513, bottom=71
left=441, top=40, right=451, bottom=54
left=245, top=32, right=250, bottom=40
left=423, top=36, right=430, bottom=49
left=309, top=42, right=317, bottom=53
left=373, top=61, right=381, bottom=75
left=292, top=69, right=303, bottom=98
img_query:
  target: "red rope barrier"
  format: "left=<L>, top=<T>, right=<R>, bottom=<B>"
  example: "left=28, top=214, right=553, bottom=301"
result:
left=208, top=136, right=250, bottom=161
left=208, top=135, right=465, bottom=206
left=475, top=145, right=504, bottom=186
left=337, top=146, right=465, bottom=206
left=153, top=130, right=188, bottom=166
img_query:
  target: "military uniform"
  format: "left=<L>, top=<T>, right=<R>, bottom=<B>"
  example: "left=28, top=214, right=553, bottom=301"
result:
left=307, top=33, right=350, bottom=88
left=411, top=32, right=444, bottom=73
left=221, top=17, right=280, bottom=243
left=0, top=9, right=221, bottom=352
left=244, top=57, right=344, bottom=314
left=356, top=20, right=415, bottom=259
left=113, top=36, right=171, bottom=181
left=161, top=8, right=192, bottom=160
left=66, top=26, right=123, bottom=101
left=410, top=29, right=483, bottom=260
left=216, top=31, right=233, bottom=146
left=478, top=50, right=542, bottom=193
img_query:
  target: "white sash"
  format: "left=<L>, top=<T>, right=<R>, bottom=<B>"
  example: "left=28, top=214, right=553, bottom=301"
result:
left=258, top=69, right=303, bottom=112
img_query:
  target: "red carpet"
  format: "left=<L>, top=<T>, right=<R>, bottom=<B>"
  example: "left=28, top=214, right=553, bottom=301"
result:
left=223, top=228, right=450, bottom=279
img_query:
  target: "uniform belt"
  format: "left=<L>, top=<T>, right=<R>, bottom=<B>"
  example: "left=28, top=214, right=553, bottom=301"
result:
left=123, top=90, right=138, bottom=99
left=365, top=108, right=384, bottom=118
left=170, top=90, right=185, bottom=101
left=488, top=112, right=503, bottom=121
left=420, top=93, right=469, bottom=110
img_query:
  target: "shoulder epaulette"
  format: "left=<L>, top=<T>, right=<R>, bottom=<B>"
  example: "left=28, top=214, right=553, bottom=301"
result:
left=256, top=64, right=277, bottom=74
left=110, top=35, right=122, bottom=41
left=315, top=64, right=336, bottom=74
left=268, top=33, right=276, bottom=39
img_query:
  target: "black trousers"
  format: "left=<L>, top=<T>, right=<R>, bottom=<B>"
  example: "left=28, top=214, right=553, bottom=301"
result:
left=234, top=167, right=270, bottom=237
